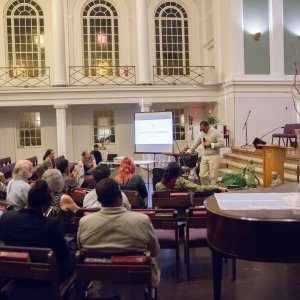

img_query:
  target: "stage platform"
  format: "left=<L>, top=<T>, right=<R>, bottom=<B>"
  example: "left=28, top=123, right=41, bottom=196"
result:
left=220, top=146, right=300, bottom=184
left=231, top=146, right=300, bottom=161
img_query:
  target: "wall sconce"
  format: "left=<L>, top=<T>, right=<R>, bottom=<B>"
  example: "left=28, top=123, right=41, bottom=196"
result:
left=253, top=32, right=262, bottom=41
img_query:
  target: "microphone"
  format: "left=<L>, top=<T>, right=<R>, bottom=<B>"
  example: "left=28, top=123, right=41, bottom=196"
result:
left=261, top=126, right=285, bottom=139
left=203, top=138, right=206, bottom=149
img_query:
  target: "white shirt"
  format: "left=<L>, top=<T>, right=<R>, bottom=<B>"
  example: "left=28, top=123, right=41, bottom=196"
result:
left=83, top=189, right=131, bottom=210
left=6, top=178, right=31, bottom=210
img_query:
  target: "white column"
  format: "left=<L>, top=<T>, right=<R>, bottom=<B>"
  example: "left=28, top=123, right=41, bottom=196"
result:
left=269, top=0, right=284, bottom=78
left=136, top=0, right=151, bottom=84
left=52, top=0, right=67, bottom=86
left=54, top=104, right=68, bottom=157
left=139, top=100, right=152, bottom=112
left=230, top=0, right=244, bottom=79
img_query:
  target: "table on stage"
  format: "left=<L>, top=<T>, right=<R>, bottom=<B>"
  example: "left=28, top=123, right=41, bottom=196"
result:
left=100, top=160, right=155, bottom=189
left=162, top=152, right=190, bottom=162
left=205, top=183, right=300, bottom=300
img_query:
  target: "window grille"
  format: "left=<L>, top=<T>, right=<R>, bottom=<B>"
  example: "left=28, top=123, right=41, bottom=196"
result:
left=155, top=2, right=189, bottom=76
left=93, top=110, right=115, bottom=144
left=82, top=0, right=119, bottom=77
left=6, top=0, right=45, bottom=78
left=166, top=108, right=185, bottom=140
left=17, top=112, right=41, bottom=147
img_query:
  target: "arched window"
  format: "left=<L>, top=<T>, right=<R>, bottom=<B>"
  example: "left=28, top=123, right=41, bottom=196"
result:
left=6, top=0, right=45, bottom=78
left=82, top=0, right=119, bottom=76
left=155, top=2, right=189, bottom=75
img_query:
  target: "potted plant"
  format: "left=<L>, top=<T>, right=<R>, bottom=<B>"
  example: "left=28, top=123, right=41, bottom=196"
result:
left=207, top=116, right=219, bottom=126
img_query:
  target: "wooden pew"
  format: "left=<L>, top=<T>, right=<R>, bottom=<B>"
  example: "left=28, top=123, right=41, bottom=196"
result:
left=0, top=245, right=76, bottom=300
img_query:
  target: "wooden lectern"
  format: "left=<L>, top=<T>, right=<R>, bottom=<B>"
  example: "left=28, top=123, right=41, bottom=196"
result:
left=261, top=145, right=286, bottom=187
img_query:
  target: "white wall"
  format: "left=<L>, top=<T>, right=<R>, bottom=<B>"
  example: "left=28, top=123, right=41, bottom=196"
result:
left=234, top=96, right=295, bottom=146
left=0, top=106, right=57, bottom=163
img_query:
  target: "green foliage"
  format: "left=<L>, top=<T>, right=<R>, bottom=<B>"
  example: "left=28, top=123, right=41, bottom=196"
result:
left=220, top=161, right=258, bottom=188
left=220, top=172, right=247, bottom=188
left=207, top=116, right=219, bottom=125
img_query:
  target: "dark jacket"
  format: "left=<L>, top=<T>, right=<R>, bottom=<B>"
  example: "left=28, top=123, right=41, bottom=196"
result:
left=90, top=150, right=102, bottom=165
left=119, top=175, right=148, bottom=208
left=0, top=208, right=74, bottom=281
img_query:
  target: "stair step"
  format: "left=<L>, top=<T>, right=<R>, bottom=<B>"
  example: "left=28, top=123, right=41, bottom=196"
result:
left=224, top=152, right=298, bottom=171
left=231, top=147, right=300, bottom=165
left=221, top=159, right=298, bottom=182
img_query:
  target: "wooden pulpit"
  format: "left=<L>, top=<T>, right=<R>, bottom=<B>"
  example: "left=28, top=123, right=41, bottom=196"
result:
left=261, top=145, right=286, bottom=187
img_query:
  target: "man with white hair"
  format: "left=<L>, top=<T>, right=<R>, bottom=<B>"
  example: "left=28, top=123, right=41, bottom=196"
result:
left=6, top=160, right=33, bottom=210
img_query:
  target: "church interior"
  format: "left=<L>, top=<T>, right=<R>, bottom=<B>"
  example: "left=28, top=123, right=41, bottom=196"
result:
left=0, top=0, right=300, bottom=299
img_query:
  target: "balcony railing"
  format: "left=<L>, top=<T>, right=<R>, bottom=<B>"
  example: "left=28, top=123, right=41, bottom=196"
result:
left=0, top=67, right=50, bottom=87
left=69, top=66, right=136, bottom=86
left=153, top=66, right=215, bottom=85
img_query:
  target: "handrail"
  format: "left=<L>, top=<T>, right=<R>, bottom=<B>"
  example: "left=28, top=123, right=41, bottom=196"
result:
left=153, top=65, right=215, bottom=85
left=69, top=65, right=136, bottom=86
left=0, top=67, right=50, bottom=87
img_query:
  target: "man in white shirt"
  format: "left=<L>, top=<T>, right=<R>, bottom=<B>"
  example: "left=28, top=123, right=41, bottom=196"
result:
left=83, top=164, right=131, bottom=210
left=6, top=160, right=33, bottom=210
left=186, top=120, right=224, bottom=185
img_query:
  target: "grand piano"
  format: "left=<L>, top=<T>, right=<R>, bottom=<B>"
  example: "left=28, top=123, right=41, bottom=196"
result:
left=205, top=183, right=300, bottom=300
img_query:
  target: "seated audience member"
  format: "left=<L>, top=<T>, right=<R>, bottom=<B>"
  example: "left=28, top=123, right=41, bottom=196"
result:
left=156, top=162, right=227, bottom=193
left=90, top=144, right=103, bottom=165
left=0, top=171, right=7, bottom=196
left=57, top=194, right=80, bottom=235
left=83, top=164, right=131, bottom=210
left=81, top=150, right=96, bottom=175
left=42, top=149, right=55, bottom=171
left=77, top=178, right=160, bottom=300
left=56, top=158, right=81, bottom=194
left=0, top=180, right=74, bottom=300
left=115, top=156, right=148, bottom=208
left=42, top=169, right=65, bottom=209
left=6, top=160, right=33, bottom=210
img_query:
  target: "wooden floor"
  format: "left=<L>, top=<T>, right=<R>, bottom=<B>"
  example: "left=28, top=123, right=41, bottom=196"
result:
left=158, top=244, right=300, bottom=300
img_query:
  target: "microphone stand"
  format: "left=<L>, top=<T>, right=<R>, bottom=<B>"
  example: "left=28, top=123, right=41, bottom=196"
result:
left=260, top=126, right=285, bottom=140
left=242, top=110, right=251, bottom=147
left=174, top=139, right=187, bottom=167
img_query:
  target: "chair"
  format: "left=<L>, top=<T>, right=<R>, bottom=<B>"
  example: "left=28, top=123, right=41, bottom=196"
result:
left=0, top=245, right=76, bottom=300
left=54, top=155, right=65, bottom=168
left=26, top=156, right=38, bottom=167
left=150, top=210, right=182, bottom=282
left=0, top=200, right=13, bottom=212
left=70, top=187, right=92, bottom=207
left=0, top=157, right=11, bottom=167
left=223, top=125, right=229, bottom=147
left=121, top=189, right=141, bottom=208
left=0, top=163, right=15, bottom=181
left=75, top=249, right=155, bottom=300
left=152, top=190, right=191, bottom=215
left=272, top=124, right=300, bottom=147
left=152, top=167, right=165, bottom=191
left=185, top=207, right=236, bottom=281
left=131, top=208, right=181, bottom=281
left=179, top=154, right=198, bottom=179
left=185, top=207, right=208, bottom=280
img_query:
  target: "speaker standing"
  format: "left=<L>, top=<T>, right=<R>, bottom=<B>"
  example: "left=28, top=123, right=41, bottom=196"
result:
left=184, top=121, right=225, bottom=185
